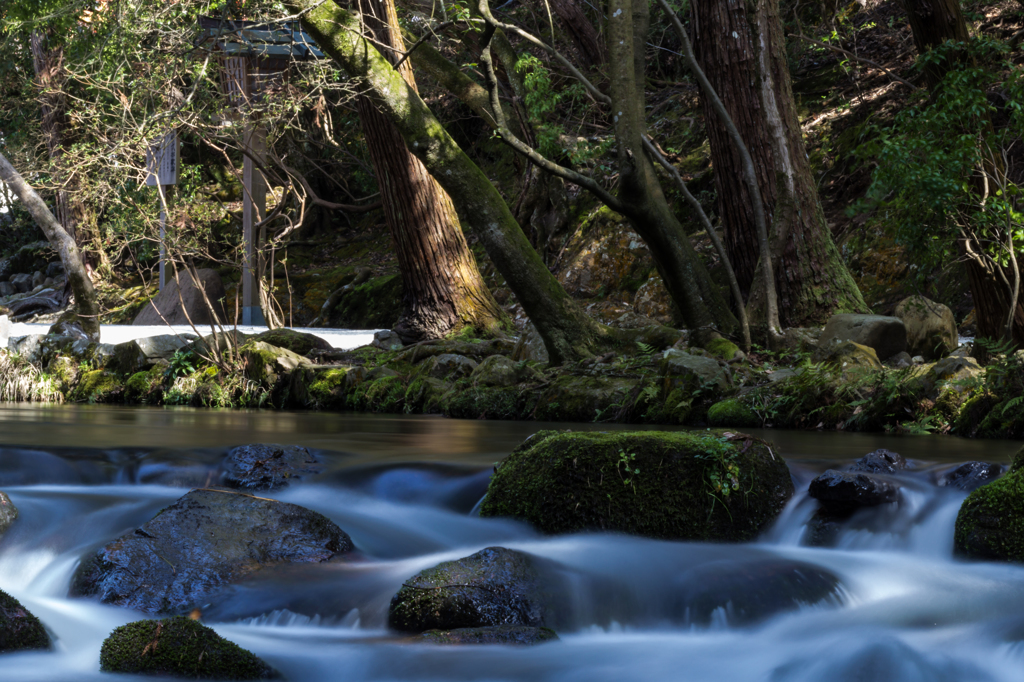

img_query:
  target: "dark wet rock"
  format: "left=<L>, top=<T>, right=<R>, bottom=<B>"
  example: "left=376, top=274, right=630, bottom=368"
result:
left=479, top=430, right=793, bottom=541
left=803, top=511, right=844, bottom=547
left=0, top=589, right=50, bottom=653
left=389, top=547, right=549, bottom=633
left=107, top=334, right=196, bottom=375
left=418, top=625, right=559, bottom=645
left=0, top=281, right=14, bottom=298
left=676, top=559, right=843, bottom=626
left=850, top=449, right=906, bottom=475
left=941, top=462, right=1004, bottom=492
left=0, top=491, right=17, bottom=537
left=252, top=328, right=332, bottom=356
left=9, top=273, right=32, bottom=295
left=70, top=488, right=352, bottom=614
left=808, top=470, right=900, bottom=514
left=221, top=444, right=324, bottom=491
left=46, top=319, right=91, bottom=341
left=100, top=616, right=277, bottom=679
left=371, top=330, right=404, bottom=351
left=426, top=353, right=478, bottom=380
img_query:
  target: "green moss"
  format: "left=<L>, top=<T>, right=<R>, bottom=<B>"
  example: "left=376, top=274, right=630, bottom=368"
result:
left=348, top=375, right=407, bottom=412
left=478, top=430, right=793, bottom=541
left=444, top=384, right=529, bottom=420
left=69, top=369, right=122, bottom=403
left=99, top=617, right=276, bottom=679
left=0, top=589, right=50, bottom=653
left=955, top=463, right=1024, bottom=562
left=704, top=337, right=741, bottom=362
left=124, top=365, right=165, bottom=404
left=707, top=399, right=760, bottom=428
left=253, top=329, right=327, bottom=356
left=326, top=274, right=403, bottom=329
left=953, top=392, right=999, bottom=437
left=308, top=368, right=349, bottom=408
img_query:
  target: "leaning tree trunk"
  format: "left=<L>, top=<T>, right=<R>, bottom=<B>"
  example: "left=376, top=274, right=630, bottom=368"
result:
left=0, top=152, right=101, bottom=341
left=901, top=0, right=1024, bottom=344
left=354, top=0, right=507, bottom=342
left=691, top=0, right=867, bottom=327
left=606, top=0, right=739, bottom=341
left=292, top=0, right=612, bottom=363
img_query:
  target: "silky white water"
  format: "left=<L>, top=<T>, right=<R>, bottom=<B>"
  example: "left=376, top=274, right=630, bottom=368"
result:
left=1, top=405, right=1023, bottom=682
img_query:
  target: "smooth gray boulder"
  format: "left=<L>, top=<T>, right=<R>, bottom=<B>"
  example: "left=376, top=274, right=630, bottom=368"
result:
left=9, top=273, right=31, bottom=294
left=133, top=268, right=227, bottom=326
left=427, top=353, right=478, bottom=380
left=372, top=330, right=404, bottom=351
left=814, top=314, right=907, bottom=362
left=895, top=296, right=957, bottom=360
left=70, top=488, right=353, bottom=614
left=107, top=334, right=196, bottom=375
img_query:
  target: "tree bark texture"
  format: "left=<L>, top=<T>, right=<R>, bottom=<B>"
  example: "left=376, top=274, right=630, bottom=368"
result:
left=606, top=0, right=738, bottom=339
left=691, top=0, right=867, bottom=327
left=900, top=0, right=1024, bottom=343
left=545, top=0, right=606, bottom=68
left=354, top=0, right=507, bottom=342
left=292, top=0, right=609, bottom=363
left=0, top=152, right=101, bottom=341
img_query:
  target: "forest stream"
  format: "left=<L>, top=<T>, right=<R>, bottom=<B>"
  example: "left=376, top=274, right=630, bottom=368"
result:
left=3, top=405, right=1024, bottom=681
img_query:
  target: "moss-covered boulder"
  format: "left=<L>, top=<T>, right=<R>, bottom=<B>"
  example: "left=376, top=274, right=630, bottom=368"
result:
left=661, top=349, right=732, bottom=394
left=100, top=617, right=276, bottom=679
left=0, top=491, right=18, bottom=537
left=253, top=328, right=332, bottom=356
left=69, top=369, right=122, bottom=403
left=894, top=296, right=957, bottom=360
left=478, top=430, right=793, bottom=540
left=389, top=547, right=551, bottom=633
left=124, top=365, right=166, bottom=404
left=707, top=399, right=760, bottom=428
left=70, top=488, right=353, bottom=613
left=813, top=341, right=883, bottom=376
left=533, top=375, right=638, bottom=422
left=955, top=454, right=1024, bottom=562
left=703, top=337, right=744, bottom=363
left=418, top=626, right=559, bottom=645
left=0, top=589, right=50, bottom=653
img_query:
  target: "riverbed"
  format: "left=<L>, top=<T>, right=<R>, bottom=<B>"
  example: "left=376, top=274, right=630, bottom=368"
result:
left=2, top=404, right=1024, bottom=681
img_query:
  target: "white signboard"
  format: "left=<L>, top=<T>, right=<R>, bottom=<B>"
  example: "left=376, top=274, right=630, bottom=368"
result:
left=145, top=130, right=179, bottom=186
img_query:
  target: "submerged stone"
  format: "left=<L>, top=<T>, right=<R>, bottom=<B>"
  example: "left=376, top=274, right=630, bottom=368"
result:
left=478, top=430, right=793, bottom=541
left=418, top=625, right=559, bottom=645
left=941, top=462, right=1003, bottom=492
left=70, top=488, right=352, bottom=614
left=675, top=559, right=843, bottom=626
left=0, top=589, right=50, bottom=653
left=100, top=617, right=276, bottom=679
left=220, top=443, right=324, bottom=491
left=389, top=547, right=549, bottom=633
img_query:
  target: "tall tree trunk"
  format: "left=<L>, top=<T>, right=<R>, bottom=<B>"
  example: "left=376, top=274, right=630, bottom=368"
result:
left=0, top=152, right=101, bottom=341
left=606, top=0, right=739, bottom=341
left=545, top=0, right=606, bottom=68
left=292, top=0, right=612, bottom=363
left=691, top=0, right=867, bottom=327
left=901, top=0, right=1024, bottom=343
left=354, top=0, right=507, bottom=342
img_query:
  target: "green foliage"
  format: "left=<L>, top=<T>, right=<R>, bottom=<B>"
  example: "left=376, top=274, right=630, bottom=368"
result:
left=853, top=37, right=1024, bottom=288
left=166, top=349, right=197, bottom=380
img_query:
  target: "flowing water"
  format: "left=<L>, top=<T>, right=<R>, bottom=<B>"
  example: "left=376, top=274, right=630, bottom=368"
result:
left=2, top=404, right=1024, bottom=681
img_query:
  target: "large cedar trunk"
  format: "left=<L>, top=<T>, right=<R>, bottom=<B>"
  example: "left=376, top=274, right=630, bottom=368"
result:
left=354, top=0, right=506, bottom=342
left=691, top=0, right=867, bottom=327
left=901, top=0, right=1024, bottom=343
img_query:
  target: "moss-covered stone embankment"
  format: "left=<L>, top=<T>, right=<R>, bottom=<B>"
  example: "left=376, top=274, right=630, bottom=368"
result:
left=478, top=430, right=794, bottom=541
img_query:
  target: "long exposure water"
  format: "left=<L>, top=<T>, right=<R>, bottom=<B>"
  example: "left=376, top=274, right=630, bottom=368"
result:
left=2, top=404, right=1024, bottom=681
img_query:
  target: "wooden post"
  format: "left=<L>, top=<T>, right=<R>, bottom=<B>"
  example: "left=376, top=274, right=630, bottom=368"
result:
left=147, top=130, right=178, bottom=291
left=242, top=122, right=267, bottom=326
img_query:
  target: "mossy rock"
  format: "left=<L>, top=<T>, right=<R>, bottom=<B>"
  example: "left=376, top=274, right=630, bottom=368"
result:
left=0, top=589, right=50, bottom=653
left=293, top=366, right=350, bottom=409
left=955, top=452, right=1024, bottom=562
left=707, top=399, right=760, bottom=428
left=389, top=547, right=549, bottom=633
left=953, top=392, right=999, bottom=437
left=478, top=430, right=793, bottom=540
left=418, top=626, right=559, bottom=645
left=347, top=374, right=408, bottom=412
left=533, top=375, right=637, bottom=422
left=0, top=491, right=17, bottom=537
left=69, top=369, right=122, bottom=403
left=99, top=617, right=276, bottom=679
left=253, top=328, right=331, bottom=356
left=444, top=384, right=531, bottom=420
left=124, top=365, right=166, bottom=404
left=704, top=337, right=743, bottom=363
